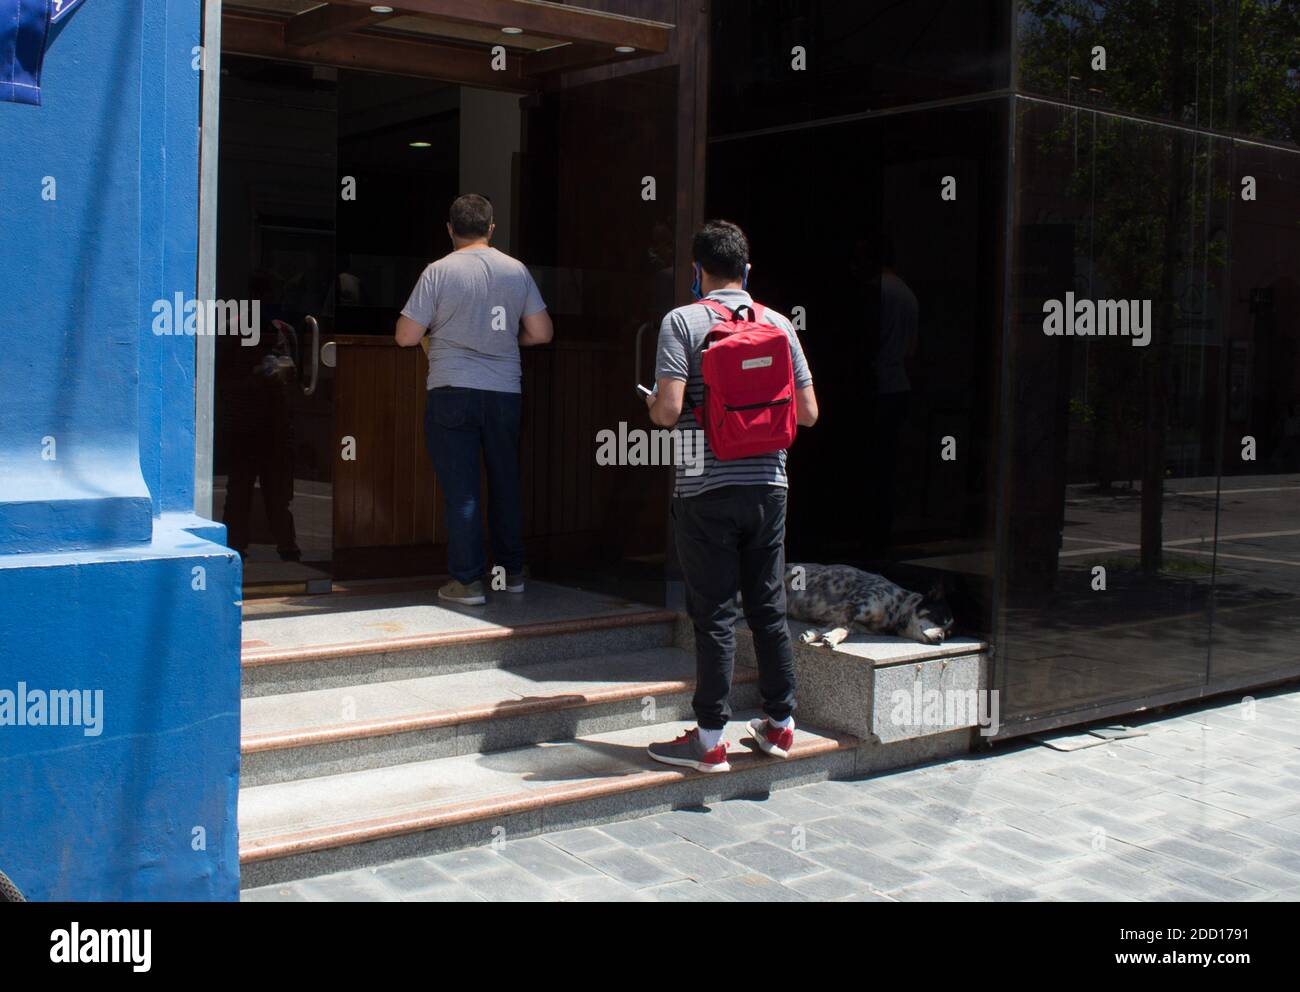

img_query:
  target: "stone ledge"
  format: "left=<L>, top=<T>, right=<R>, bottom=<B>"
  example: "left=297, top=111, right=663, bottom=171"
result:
left=730, top=620, right=990, bottom=745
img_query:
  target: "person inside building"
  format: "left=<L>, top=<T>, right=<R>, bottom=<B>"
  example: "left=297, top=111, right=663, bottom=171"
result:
left=395, top=193, right=553, bottom=605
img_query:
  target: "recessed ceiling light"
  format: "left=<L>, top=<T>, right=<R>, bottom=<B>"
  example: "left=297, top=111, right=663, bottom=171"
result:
left=409, top=141, right=432, bottom=148
left=502, top=26, right=523, bottom=35
left=370, top=5, right=394, bottom=12
left=615, top=45, right=636, bottom=53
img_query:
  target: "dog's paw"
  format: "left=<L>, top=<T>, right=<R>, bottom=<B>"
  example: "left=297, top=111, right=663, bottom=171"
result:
left=821, top=627, right=851, bottom=647
left=799, top=628, right=821, bottom=645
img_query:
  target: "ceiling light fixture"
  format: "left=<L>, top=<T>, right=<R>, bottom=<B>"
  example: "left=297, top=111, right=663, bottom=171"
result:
left=502, top=26, right=524, bottom=35
left=409, top=141, right=432, bottom=148
left=615, top=45, right=635, bottom=53
left=370, top=5, right=395, bottom=12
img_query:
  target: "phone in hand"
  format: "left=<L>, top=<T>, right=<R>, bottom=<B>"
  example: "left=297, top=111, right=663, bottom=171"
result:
left=635, top=384, right=654, bottom=399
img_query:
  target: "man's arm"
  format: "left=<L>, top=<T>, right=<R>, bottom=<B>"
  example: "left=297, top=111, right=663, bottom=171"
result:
left=519, top=309, right=553, bottom=346
left=796, top=385, right=819, bottom=427
left=394, top=315, right=427, bottom=348
left=396, top=266, right=434, bottom=347
left=646, top=378, right=686, bottom=427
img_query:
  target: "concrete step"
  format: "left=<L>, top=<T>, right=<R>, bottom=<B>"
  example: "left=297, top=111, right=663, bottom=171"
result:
left=241, top=646, right=761, bottom=786
left=241, top=581, right=679, bottom=697
left=238, top=714, right=860, bottom=888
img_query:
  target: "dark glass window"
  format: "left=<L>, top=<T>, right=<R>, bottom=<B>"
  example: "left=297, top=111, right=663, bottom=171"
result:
left=1209, top=140, right=1300, bottom=682
left=708, top=100, right=1007, bottom=639
left=1017, top=0, right=1300, bottom=149
left=997, top=98, right=1233, bottom=723
left=710, top=0, right=1010, bottom=137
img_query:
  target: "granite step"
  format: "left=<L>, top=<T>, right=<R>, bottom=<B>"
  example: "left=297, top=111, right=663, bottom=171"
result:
left=241, top=646, right=761, bottom=786
left=238, top=714, right=859, bottom=888
left=241, top=581, right=679, bottom=697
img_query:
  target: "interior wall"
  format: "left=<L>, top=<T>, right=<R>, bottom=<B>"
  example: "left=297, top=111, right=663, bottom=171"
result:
left=459, top=87, right=523, bottom=255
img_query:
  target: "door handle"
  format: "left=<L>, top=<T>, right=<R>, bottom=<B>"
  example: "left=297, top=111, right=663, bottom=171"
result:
left=303, top=315, right=320, bottom=396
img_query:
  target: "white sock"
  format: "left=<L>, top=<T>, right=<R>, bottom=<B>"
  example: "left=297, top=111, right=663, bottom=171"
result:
left=697, top=727, right=724, bottom=749
left=769, top=716, right=794, bottom=730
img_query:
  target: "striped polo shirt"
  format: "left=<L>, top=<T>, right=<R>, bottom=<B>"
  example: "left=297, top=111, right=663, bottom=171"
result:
left=654, top=289, right=812, bottom=498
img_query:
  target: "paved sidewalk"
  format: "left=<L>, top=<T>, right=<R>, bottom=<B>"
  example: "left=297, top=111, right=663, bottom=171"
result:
left=242, top=685, right=1300, bottom=902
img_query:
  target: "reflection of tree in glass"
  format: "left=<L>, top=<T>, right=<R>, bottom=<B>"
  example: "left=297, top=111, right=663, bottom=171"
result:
left=1018, top=2, right=1253, bottom=573
left=1019, top=0, right=1300, bottom=147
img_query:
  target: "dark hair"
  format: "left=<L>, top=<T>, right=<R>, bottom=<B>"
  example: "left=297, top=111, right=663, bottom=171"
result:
left=692, top=220, right=749, bottom=280
left=449, top=193, right=493, bottom=238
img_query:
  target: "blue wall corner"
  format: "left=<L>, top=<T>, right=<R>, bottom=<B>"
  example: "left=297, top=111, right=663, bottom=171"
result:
left=0, top=1, right=241, bottom=900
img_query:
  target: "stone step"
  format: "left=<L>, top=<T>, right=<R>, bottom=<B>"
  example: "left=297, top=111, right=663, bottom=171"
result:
left=238, top=714, right=860, bottom=888
left=241, top=581, right=679, bottom=697
left=241, top=646, right=761, bottom=786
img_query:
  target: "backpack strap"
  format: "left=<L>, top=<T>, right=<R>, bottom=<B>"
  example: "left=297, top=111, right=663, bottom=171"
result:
left=697, top=299, right=766, bottom=326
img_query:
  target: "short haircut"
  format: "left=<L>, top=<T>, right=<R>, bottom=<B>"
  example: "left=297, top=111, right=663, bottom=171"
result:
left=449, top=193, right=493, bottom=238
left=692, top=220, right=749, bottom=280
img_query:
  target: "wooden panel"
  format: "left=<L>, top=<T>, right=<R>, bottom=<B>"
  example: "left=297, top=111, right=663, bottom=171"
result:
left=333, top=336, right=437, bottom=551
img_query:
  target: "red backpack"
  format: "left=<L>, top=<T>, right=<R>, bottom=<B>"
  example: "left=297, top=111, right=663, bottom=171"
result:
left=690, top=299, right=798, bottom=461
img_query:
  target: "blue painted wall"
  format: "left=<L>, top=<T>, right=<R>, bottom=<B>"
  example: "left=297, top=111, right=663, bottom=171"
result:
left=0, top=1, right=241, bottom=900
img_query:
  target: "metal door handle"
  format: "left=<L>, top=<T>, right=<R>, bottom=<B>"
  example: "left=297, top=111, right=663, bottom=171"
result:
left=303, top=315, right=320, bottom=396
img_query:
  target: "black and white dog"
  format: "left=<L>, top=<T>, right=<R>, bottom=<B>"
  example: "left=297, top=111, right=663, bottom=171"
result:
left=784, top=564, right=954, bottom=647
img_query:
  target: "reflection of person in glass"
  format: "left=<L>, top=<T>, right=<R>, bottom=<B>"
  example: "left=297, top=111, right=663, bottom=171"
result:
left=855, top=236, right=918, bottom=553
left=219, top=270, right=301, bottom=562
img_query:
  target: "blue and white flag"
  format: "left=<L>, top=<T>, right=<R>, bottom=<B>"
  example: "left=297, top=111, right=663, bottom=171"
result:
left=49, top=0, right=88, bottom=24
left=1, top=0, right=91, bottom=106
left=0, top=0, right=50, bottom=106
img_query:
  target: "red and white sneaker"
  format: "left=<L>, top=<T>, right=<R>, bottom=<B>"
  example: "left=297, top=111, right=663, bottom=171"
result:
left=747, top=717, right=794, bottom=759
left=647, top=728, right=731, bottom=773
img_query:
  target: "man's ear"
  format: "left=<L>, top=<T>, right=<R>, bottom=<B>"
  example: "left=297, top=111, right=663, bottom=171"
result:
left=446, top=222, right=454, bottom=241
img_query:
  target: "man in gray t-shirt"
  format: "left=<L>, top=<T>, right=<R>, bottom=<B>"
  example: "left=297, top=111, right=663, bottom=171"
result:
left=643, top=221, right=819, bottom=775
left=396, top=194, right=553, bottom=606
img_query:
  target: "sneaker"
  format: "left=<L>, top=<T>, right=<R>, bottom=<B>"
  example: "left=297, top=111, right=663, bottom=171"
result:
left=747, top=717, right=794, bottom=759
left=438, top=579, right=486, bottom=606
left=647, top=728, right=730, bottom=773
left=505, top=571, right=526, bottom=593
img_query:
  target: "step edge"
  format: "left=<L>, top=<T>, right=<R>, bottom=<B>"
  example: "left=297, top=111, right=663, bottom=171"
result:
left=241, top=668, right=761, bottom=754
left=237, top=732, right=857, bottom=863
left=242, top=609, right=679, bottom=668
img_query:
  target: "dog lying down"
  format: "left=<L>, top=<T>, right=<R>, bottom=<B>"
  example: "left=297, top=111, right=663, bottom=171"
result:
left=784, top=564, right=954, bottom=647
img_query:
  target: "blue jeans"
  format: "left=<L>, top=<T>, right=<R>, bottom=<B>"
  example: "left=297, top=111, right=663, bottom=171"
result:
left=424, top=386, right=526, bottom=584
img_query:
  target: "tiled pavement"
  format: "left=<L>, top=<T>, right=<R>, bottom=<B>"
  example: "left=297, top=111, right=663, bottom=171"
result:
left=242, top=685, right=1300, bottom=902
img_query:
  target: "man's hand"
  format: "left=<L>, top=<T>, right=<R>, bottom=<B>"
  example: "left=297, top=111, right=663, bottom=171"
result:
left=647, top=378, right=685, bottom=427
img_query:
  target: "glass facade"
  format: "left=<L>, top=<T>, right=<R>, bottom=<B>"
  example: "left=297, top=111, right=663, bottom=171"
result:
left=995, top=0, right=1300, bottom=728
left=711, top=0, right=1300, bottom=732
left=1017, top=0, right=1300, bottom=149
left=710, top=0, right=1010, bottom=137
left=710, top=0, right=1009, bottom=643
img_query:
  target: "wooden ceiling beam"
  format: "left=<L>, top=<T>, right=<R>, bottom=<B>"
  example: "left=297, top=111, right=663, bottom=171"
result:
left=523, top=42, right=642, bottom=77
left=284, top=4, right=396, bottom=48
left=221, top=11, right=539, bottom=92
left=326, top=0, right=671, bottom=53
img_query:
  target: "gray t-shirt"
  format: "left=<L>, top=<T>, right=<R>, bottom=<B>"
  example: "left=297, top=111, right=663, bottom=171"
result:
left=401, top=246, right=547, bottom=393
left=654, top=289, right=812, bottom=498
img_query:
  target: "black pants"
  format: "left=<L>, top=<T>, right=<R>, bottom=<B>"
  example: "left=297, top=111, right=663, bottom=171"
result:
left=672, top=485, right=796, bottom=730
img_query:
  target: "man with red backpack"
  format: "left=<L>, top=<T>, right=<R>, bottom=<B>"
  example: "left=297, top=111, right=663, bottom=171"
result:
left=644, top=220, right=819, bottom=773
